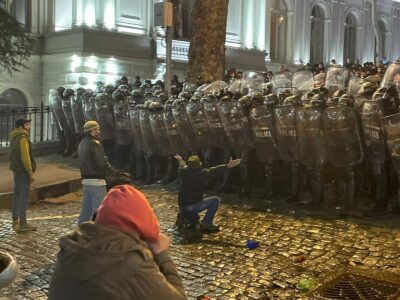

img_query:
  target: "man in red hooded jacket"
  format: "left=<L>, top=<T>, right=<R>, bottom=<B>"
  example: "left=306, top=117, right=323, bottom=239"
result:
left=49, top=185, right=187, bottom=300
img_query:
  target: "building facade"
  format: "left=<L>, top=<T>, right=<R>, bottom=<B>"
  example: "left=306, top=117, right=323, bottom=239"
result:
left=0, top=0, right=399, bottom=107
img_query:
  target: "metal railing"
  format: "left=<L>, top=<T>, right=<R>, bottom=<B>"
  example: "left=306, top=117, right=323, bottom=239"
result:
left=0, top=102, right=58, bottom=147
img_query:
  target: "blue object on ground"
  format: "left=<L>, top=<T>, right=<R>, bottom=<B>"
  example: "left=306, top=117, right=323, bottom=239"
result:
left=246, top=240, right=260, bottom=250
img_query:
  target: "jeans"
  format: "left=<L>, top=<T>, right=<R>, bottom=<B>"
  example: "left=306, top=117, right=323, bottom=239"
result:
left=78, top=185, right=107, bottom=224
left=181, top=196, right=220, bottom=226
left=12, top=171, right=31, bottom=224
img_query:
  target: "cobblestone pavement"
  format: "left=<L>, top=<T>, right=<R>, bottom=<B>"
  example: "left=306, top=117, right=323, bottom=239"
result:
left=0, top=184, right=400, bottom=299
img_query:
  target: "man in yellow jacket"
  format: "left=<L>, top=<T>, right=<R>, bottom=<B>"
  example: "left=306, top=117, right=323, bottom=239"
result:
left=9, top=118, right=36, bottom=233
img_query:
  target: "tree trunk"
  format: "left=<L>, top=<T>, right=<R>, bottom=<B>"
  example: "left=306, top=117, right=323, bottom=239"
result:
left=188, top=0, right=229, bottom=82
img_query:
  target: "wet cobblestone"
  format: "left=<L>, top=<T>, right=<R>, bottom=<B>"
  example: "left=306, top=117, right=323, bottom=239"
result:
left=0, top=184, right=400, bottom=299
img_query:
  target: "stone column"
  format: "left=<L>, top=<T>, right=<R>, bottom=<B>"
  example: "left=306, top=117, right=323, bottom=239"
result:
left=324, top=19, right=332, bottom=65
left=264, top=0, right=272, bottom=62
left=286, top=11, right=295, bottom=64
left=46, top=0, right=55, bottom=32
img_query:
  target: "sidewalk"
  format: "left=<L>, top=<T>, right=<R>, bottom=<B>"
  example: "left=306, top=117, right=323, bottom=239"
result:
left=0, top=154, right=81, bottom=208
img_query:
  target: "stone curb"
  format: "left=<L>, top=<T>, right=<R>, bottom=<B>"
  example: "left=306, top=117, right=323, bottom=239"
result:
left=0, top=177, right=82, bottom=209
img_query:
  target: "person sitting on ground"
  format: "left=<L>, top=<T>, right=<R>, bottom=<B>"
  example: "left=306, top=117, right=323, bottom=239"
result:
left=49, top=184, right=187, bottom=300
left=175, top=155, right=241, bottom=232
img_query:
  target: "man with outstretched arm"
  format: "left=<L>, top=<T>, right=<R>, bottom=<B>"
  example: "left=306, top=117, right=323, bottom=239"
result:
left=175, top=155, right=241, bottom=232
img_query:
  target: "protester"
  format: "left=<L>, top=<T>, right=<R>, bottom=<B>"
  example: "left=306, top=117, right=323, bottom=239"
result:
left=77, top=120, right=115, bottom=224
left=9, top=118, right=36, bottom=233
left=175, top=155, right=241, bottom=232
left=48, top=184, right=187, bottom=300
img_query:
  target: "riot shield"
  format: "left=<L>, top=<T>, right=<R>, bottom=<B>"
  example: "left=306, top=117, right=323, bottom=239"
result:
left=186, top=99, right=214, bottom=149
left=274, top=105, right=298, bottom=162
left=380, top=62, right=400, bottom=93
left=272, top=72, right=292, bottom=90
left=347, top=75, right=369, bottom=112
left=314, top=72, right=326, bottom=88
left=295, top=107, right=327, bottom=166
left=49, top=89, right=69, bottom=131
left=82, top=90, right=97, bottom=122
left=322, top=106, right=364, bottom=167
left=163, top=103, right=186, bottom=154
left=172, top=99, right=199, bottom=151
left=216, top=99, right=253, bottom=155
left=71, top=92, right=85, bottom=135
left=61, top=92, right=76, bottom=133
left=242, top=71, right=266, bottom=94
left=228, top=78, right=247, bottom=94
left=325, top=66, right=349, bottom=98
left=201, top=97, right=227, bottom=149
left=95, top=93, right=114, bottom=141
left=197, top=81, right=229, bottom=94
left=292, top=71, right=314, bottom=94
left=149, top=109, right=173, bottom=156
left=361, top=100, right=386, bottom=164
left=139, top=108, right=156, bottom=156
left=380, top=113, right=400, bottom=167
left=249, top=105, right=279, bottom=163
left=128, top=106, right=144, bottom=153
left=113, top=101, right=132, bottom=145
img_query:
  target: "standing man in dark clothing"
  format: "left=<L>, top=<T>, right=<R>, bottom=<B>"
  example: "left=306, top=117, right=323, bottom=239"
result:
left=9, top=118, right=37, bottom=233
left=77, top=120, right=115, bottom=224
left=175, top=155, right=240, bottom=232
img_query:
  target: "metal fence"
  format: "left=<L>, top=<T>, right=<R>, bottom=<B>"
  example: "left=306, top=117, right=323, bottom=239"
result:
left=0, top=103, right=58, bottom=147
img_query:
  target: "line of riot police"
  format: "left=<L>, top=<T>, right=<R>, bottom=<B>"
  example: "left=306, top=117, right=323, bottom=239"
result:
left=48, top=63, right=400, bottom=213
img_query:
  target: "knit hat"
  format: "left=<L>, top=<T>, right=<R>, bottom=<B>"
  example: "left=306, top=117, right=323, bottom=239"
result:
left=84, top=120, right=99, bottom=133
left=95, top=185, right=160, bottom=242
left=187, top=155, right=202, bottom=169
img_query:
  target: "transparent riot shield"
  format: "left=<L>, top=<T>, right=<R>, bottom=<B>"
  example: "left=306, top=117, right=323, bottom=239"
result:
left=71, top=93, right=85, bottom=135
left=113, top=101, right=132, bottom=145
left=201, top=97, right=227, bottom=149
left=216, top=98, right=253, bottom=155
left=95, top=93, right=114, bottom=141
left=380, top=62, right=400, bottom=94
left=197, top=81, right=229, bottom=94
left=274, top=105, right=298, bottom=162
left=49, top=89, right=68, bottom=131
left=325, top=66, right=349, bottom=98
left=322, top=106, right=364, bottom=167
left=149, top=109, right=173, bottom=156
left=292, top=70, right=314, bottom=94
left=61, top=94, right=75, bottom=133
left=186, top=99, right=214, bottom=149
left=272, top=72, right=292, bottom=90
left=380, top=113, right=400, bottom=168
left=139, top=108, right=156, bottom=156
left=361, top=100, right=386, bottom=165
left=172, top=99, right=199, bottom=152
left=163, top=103, right=186, bottom=154
left=295, top=107, right=327, bottom=166
left=128, top=106, right=144, bottom=153
left=82, top=90, right=97, bottom=122
left=248, top=105, right=279, bottom=163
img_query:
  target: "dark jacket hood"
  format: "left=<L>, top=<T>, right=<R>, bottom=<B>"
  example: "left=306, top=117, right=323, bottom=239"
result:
left=56, top=222, right=151, bottom=282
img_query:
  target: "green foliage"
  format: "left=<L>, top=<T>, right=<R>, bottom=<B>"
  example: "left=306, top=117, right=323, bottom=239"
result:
left=0, top=7, right=35, bottom=75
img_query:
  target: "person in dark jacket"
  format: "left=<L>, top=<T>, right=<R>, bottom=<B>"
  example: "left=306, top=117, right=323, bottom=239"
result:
left=9, top=118, right=36, bottom=233
left=175, top=155, right=241, bottom=232
left=77, top=120, right=115, bottom=224
left=49, top=185, right=187, bottom=300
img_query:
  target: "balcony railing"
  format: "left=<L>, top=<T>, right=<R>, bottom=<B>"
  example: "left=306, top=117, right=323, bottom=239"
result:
left=0, top=103, right=58, bottom=147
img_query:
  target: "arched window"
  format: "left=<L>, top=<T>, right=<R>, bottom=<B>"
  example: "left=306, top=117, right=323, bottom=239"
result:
left=310, top=5, right=325, bottom=65
left=0, top=89, right=28, bottom=110
left=0, top=89, right=28, bottom=144
left=344, top=14, right=357, bottom=63
left=270, top=0, right=287, bottom=62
